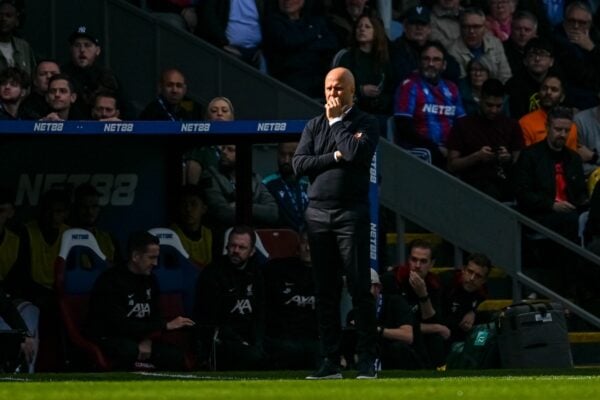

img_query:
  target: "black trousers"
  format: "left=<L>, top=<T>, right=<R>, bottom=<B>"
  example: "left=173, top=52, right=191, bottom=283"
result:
left=305, top=205, right=377, bottom=365
left=99, top=337, right=185, bottom=371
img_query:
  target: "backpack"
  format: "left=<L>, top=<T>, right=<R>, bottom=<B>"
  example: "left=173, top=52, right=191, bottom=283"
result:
left=446, top=322, right=501, bottom=369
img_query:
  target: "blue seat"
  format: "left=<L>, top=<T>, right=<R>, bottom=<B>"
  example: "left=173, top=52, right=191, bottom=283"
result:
left=54, top=228, right=110, bottom=370
left=148, top=228, right=200, bottom=318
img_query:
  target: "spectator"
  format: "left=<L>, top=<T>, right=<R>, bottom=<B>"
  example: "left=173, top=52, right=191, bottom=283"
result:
left=485, top=0, right=517, bottom=42
left=448, top=7, right=512, bottom=83
left=69, top=183, right=119, bottom=264
left=194, top=225, right=266, bottom=370
left=139, top=68, right=203, bottom=121
left=263, top=230, right=318, bottom=369
left=458, top=57, right=493, bottom=116
left=552, top=1, right=600, bottom=110
left=90, top=91, right=121, bottom=121
left=263, top=0, right=338, bottom=99
left=334, top=13, right=395, bottom=127
left=0, top=186, right=40, bottom=373
left=263, top=142, right=309, bottom=232
left=519, top=74, right=578, bottom=151
left=86, top=231, right=195, bottom=371
left=203, top=144, right=278, bottom=229
left=0, top=286, right=37, bottom=372
left=0, top=187, right=18, bottom=286
left=40, top=74, right=85, bottom=121
left=514, top=106, right=587, bottom=242
left=0, top=0, right=35, bottom=77
left=0, top=66, right=28, bottom=119
left=183, top=96, right=234, bottom=185
left=394, top=41, right=466, bottom=168
left=506, top=37, right=556, bottom=119
left=429, top=0, right=462, bottom=49
left=19, top=60, right=60, bottom=119
left=391, top=5, right=461, bottom=84
left=6, top=189, right=70, bottom=311
left=198, top=0, right=266, bottom=69
left=0, top=188, right=39, bottom=373
left=328, top=0, right=373, bottom=48
left=170, top=185, right=213, bottom=269
left=503, top=11, right=538, bottom=77
left=441, top=253, right=490, bottom=343
left=347, top=269, right=422, bottom=370
left=145, top=0, right=198, bottom=32
left=381, top=239, right=449, bottom=369
left=448, top=79, right=524, bottom=201
left=574, top=96, right=600, bottom=175
left=62, top=26, right=124, bottom=118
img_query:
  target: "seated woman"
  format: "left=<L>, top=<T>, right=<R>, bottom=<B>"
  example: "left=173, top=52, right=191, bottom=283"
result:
left=458, top=58, right=492, bottom=116
left=183, top=96, right=235, bottom=185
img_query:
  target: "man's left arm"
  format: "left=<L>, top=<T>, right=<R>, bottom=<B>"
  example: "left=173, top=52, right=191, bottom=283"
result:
left=293, top=119, right=339, bottom=177
left=331, top=114, right=379, bottom=163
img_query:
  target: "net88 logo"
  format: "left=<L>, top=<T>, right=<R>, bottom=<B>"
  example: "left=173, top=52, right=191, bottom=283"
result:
left=16, top=173, right=138, bottom=206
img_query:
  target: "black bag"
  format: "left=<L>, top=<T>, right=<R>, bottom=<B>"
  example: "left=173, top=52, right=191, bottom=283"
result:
left=446, top=322, right=500, bottom=369
left=497, top=302, right=573, bottom=368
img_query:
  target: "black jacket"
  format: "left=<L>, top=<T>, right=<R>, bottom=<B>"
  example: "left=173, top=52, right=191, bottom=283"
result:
left=85, top=265, right=166, bottom=341
left=514, top=140, right=587, bottom=214
left=195, top=255, right=265, bottom=345
left=292, top=107, right=379, bottom=209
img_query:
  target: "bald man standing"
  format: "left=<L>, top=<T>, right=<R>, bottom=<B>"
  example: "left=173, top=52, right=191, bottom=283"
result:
left=293, top=67, right=379, bottom=379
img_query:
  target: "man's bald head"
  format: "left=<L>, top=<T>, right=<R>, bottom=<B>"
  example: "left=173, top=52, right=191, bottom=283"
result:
left=324, top=67, right=355, bottom=108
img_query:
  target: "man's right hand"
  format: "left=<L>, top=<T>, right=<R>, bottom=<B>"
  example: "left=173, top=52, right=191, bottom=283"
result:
left=166, top=316, right=196, bottom=331
left=326, top=97, right=344, bottom=120
left=40, top=113, right=63, bottom=121
left=138, top=339, right=152, bottom=360
left=478, top=146, right=496, bottom=162
left=552, top=200, right=576, bottom=213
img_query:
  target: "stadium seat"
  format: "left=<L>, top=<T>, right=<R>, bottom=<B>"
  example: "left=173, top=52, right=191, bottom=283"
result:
left=54, top=228, right=111, bottom=371
left=148, top=228, right=199, bottom=318
left=255, top=228, right=300, bottom=260
left=148, top=228, right=199, bottom=369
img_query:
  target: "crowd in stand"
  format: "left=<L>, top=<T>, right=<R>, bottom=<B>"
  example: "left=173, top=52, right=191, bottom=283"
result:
left=2, top=0, right=600, bottom=374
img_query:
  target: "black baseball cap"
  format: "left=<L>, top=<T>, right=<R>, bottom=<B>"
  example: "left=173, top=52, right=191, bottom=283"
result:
left=69, top=25, right=100, bottom=45
left=405, top=6, right=431, bottom=24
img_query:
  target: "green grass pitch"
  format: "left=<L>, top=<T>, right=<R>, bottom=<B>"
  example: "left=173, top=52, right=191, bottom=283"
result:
left=1, top=370, right=599, bottom=400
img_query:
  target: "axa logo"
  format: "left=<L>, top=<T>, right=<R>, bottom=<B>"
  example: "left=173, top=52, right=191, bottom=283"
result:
left=231, top=299, right=253, bottom=315
left=127, top=303, right=151, bottom=318
left=285, top=295, right=315, bottom=309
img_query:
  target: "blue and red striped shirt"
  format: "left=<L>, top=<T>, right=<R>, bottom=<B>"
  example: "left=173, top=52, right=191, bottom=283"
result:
left=394, top=72, right=466, bottom=146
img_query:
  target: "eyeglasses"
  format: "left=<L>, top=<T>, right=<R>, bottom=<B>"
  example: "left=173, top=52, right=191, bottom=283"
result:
left=421, top=56, right=444, bottom=63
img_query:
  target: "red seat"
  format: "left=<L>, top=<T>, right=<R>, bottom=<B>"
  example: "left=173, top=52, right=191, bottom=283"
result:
left=255, top=229, right=300, bottom=259
left=54, top=228, right=111, bottom=371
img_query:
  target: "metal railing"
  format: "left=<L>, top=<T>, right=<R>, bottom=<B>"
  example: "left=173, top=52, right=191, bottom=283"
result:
left=379, top=139, right=600, bottom=329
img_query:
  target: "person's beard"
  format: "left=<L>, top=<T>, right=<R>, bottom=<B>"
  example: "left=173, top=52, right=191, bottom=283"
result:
left=219, top=160, right=235, bottom=176
left=279, top=162, right=295, bottom=180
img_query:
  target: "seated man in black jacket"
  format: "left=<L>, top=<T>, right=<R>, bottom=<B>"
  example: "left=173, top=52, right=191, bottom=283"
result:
left=194, top=225, right=266, bottom=370
left=86, top=231, right=195, bottom=370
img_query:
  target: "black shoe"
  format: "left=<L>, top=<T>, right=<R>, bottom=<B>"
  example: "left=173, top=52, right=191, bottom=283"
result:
left=306, top=359, right=343, bottom=380
left=356, top=359, right=378, bottom=379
